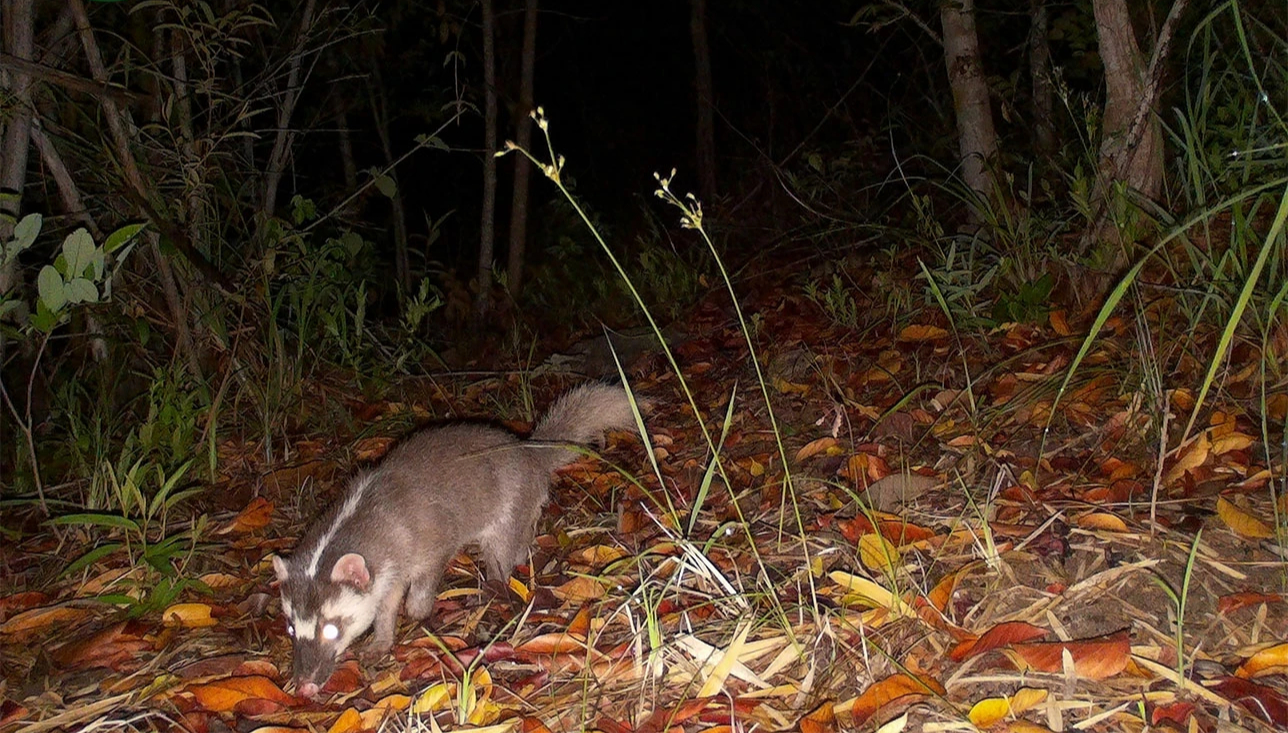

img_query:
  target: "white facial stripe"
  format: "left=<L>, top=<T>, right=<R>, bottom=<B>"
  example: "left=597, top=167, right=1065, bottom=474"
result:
left=293, top=616, right=317, bottom=640
left=305, top=473, right=377, bottom=577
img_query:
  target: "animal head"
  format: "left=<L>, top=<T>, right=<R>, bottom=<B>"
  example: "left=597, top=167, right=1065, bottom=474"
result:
left=273, top=552, right=378, bottom=698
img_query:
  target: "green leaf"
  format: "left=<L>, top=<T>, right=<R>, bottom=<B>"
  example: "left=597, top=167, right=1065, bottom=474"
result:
left=30, top=299, right=59, bottom=332
left=37, top=265, right=66, bottom=312
left=63, top=229, right=97, bottom=277
left=12, top=213, right=42, bottom=251
left=104, top=223, right=146, bottom=254
left=64, top=278, right=99, bottom=304
left=374, top=174, right=398, bottom=198
left=61, top=542, right=124, bottom=577
left=50, top=513, right=141, bottom=532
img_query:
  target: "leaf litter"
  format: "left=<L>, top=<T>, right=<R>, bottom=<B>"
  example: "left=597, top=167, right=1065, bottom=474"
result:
left=3, top=273, right=1288, bottom=732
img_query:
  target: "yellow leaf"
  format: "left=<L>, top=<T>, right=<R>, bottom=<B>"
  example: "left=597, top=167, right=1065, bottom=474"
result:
left=796, top=437, right=841, bottom=461
left=411, top=682, right=453, bottom=714
left=1212, top=432, right=1254, bottom=455
left=828, top=571, right=913, bottom=617
left=507, top=576, right=530, bottom=602
left=163, top=603, right=216, bottom=628
left=568, top=545, right=627, bottom=568
left=858, top=533, right=899, bottom=575
left=1164, top=434, right=1210, bottom=485
left=774, top=378, right=811, bottom=395
left=967, top=688, right=1047, bottom=728
left=551, top=576, right=605, bottom=602
left=1217, top=496, right=1274, bottom=539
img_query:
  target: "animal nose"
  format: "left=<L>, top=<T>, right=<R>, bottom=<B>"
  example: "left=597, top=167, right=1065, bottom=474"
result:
left=297, top=681, right=321, bottom=698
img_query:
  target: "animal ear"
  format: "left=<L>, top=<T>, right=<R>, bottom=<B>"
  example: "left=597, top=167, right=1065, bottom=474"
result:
left=330, top=553, right=371, bottom=590
left=272, top=555, right=290, bottom=583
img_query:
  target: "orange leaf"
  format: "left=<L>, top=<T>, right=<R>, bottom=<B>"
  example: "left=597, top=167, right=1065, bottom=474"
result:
left=352, top=437, right=395, bottom=462
left=516, top=632, right=590, bottom=656
left=1009, top=631, right=1130, bottom=680
left=897, top=324, right=948, bottom=342
left=51, top=621, right=150, bottom=671
left=218, top=497, right=274, bottom=534
left=567, top=604, right=593, bottom=637
left=184, top=675, right=297, bottom=712
left=327, top=708, right=363, bottom=733
left=1076, top=513, right=1128, bottom=532
left=798, top=701, right=835, bottom=733
left=1212, top=432, right=1255, bottom=455
left=950, top=622, right=1048, bottom=662
left=796, top=437, right=841, bottom=461
left=1164, top=434, right=1210, bottom=485
left=1049, top=310, right=1071, bottom=336
left=1237, top=642, right=1288, bottom=678
left=968, top=688, right=1047, bottom=728
left=840, top=674, right=945, bottom=725
left=1217, top=497, right=1274, bottom=539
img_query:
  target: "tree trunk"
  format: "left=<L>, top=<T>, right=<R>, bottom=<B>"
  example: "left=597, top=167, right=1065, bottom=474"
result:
left=475, top=0, right=498, bottom=319
left=260, top=0, right=318, bottom=225
left=506, top=0, right=538, bottom=296
left=690, top=0, right=717, bottom=204
left=1092, top=0, right=1163, bottom=203
left=941, top=0, right=998, bottom=204
left=368, top=64, right=411, bottom=293
left=1028, top=0, right=1055, bottom=158
left=334, top=96, right=358, bottom=192
left=0, top=0, right=35, bottom=294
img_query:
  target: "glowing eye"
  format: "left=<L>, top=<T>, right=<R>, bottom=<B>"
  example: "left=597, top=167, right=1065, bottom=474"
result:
left=322, top=623, right=339, bottom=640
left=287, top=624, right=295, bottom=637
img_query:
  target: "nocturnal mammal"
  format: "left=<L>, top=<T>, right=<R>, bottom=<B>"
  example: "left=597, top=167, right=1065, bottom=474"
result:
left=272, top=383, right=635, bottom=697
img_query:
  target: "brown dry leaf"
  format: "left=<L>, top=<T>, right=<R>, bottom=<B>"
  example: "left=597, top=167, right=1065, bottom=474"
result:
left=773, top=377, right=810, bottom=395
left=218, top=497, right=274, bottom=534
left=162, top=603, right=217, bottom=628
left=0, top=604, right=94, bottom=639
left=353, top=436, right=396, bottom=462
left=838, top=674, right=945, bottom=726
left=1009, top=631, right=1130, bottom=680
left=896, top=324, right=948, bottom=342
left=1049, top=310, right=1071, bottom=336
left=968, top=688, right=1047, bottom=728
left=1236, top=642, right=1288, bottom=678
left=198, top=572, right=243, bottom=590
left=51, top=621, right=151, bottom=671
left=1216, top=497, right=1274, bottom=539
left=567, top=545, right=627, bottom=568
left=184, top=675, right=297, bottom=712
left=1076, top=513, right=1128, bottom=532
left=796, top=437, right=841, bottom=461
left=551, top=576, right=605, bottom=602
left=247, top=728, right=308, bottom=733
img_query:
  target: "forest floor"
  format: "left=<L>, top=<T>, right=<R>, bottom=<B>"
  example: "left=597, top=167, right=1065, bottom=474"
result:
left=3, top=253, right=1288, bottom=733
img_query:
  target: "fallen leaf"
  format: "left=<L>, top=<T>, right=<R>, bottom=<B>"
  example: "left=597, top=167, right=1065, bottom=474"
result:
left=1212, top=676, right=1288, bottom=727
left=183, top=675, right=297, bottom=712
left=950, top=621, right=1048, bottom=662
left=968, top=688, right=1047, bottom=728
left=551, top=577, right=605, bottom=602
left=218, top=497, right=274, bottom=534
left=1076, top=513, right=1128, bottom=532
left=858, top=533, right=899, bottom=575
left=1164, top=434, right=1210, bottom=485
left=1216, top=497, right=1274, bottom=539
left=51, top=621, right=150, bottom=671
left=798, top=701, right=834, bottom=733
left=0, top=604, right=94, bottom=639
left=1009, top=631, right=1130, bottom=680
left=1212, top=432, right=1255, bottom=455
left=327, top=708, right=363, bottom=733
left=897, top=324, right=948, bottom=342
left=567, top=545, right=627, bottom=568
left=1219, top=592, right=1283, bottom=615
left=837, top=674, right=945, bottom=725
left=796, top=437, right=841, bottom=461
left=1237, top=642, right=1288, bottom=678
left=163, top=603, right=217, bottom=628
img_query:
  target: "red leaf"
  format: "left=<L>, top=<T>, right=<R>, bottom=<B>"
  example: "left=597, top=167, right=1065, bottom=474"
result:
left=1219, top=592, right=1283, bottom=615
left=1212, top=676, right=1288, bottom=727
left=949, top=621, right=1048, bottom=662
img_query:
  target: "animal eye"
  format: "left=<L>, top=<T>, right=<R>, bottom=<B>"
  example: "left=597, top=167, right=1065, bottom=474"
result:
left=287, top=624, right=295, bottom=637
left=322, top=623, right=339, bottom=640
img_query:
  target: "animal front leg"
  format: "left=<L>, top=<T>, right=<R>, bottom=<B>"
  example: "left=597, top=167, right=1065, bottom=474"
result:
left=362, top=582, right=406, bottom=661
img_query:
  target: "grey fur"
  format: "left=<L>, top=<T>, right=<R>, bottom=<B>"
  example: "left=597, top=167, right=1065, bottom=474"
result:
left=273, top=382, right=635, bottom=694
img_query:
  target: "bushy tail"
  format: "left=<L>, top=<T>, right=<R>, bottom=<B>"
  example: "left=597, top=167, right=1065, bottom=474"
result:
left=531, top=383, right=637, bottom=469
